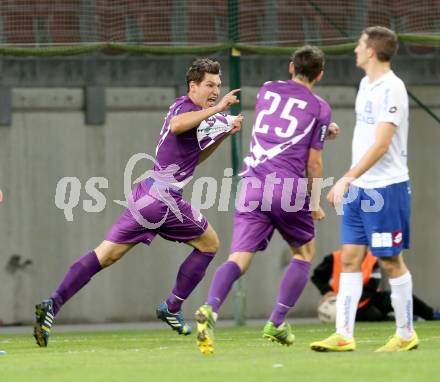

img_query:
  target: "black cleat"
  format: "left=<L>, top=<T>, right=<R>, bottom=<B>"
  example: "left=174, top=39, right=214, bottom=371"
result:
left=34, top=299, right=55, bottom=347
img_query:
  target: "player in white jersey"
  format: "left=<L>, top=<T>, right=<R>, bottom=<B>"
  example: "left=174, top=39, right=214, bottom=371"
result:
left=311, top=26, right=419, bottom=352
left=352, top=70, right=409, bottom=188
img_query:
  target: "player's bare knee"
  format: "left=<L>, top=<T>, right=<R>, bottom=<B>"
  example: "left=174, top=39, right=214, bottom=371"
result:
left=97, top=251, right=120, bottom=267
left=341, top=256, right=362, bottom=272
left=305, top=251, right=315, bottom=262
left=108, top=252, right=125, bottom=266
left=207, top=232, right=220, bottom=253
left=196, top=238, right=219, bottom=253
left=340, top=245, right=367, bottom=272
left=95, top=242, right=129, bottom=268
left=228, top=252, right=253, bottom=274
left=291, top=239, right=315, bottom=262
left=379, top=258, right=392, bottom=275
left=192, top=225, right=220, bottom=253
left=200, top=230, right=220, bottom=253
left=292, top=251, right=314, bottom=262
left=227, top=257, right=247, bottom=274
left=379, top=256, right=405, bottom=277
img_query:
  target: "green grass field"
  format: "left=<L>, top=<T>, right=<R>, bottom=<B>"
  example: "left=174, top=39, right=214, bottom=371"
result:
left=1, top=321, right=439, bottom=382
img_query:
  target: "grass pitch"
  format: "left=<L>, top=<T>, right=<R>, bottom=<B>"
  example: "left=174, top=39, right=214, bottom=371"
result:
left=1, top=321, right=439, bottom=382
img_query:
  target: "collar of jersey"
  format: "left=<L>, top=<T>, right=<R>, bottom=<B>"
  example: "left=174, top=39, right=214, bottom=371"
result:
left=366, top=70, right=394, bottom=90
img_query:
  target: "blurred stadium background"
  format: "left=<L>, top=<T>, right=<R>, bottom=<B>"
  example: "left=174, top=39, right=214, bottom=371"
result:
left=0, top=0, right=439, bottom=325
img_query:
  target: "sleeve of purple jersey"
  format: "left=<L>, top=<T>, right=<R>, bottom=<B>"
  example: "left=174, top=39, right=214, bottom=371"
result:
left=310, top=100, right=332, bottom=151
left=173, top=99, right=201, bottom=116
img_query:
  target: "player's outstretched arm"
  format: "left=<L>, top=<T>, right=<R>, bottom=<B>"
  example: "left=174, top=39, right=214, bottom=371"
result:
left=170, top=89, right=241, bottom=135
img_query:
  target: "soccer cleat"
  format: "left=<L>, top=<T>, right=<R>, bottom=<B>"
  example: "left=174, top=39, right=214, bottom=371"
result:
left=310, top=333, right=356, bottom=352
left=375, top=332, right=419, bottom=352
left=195, top=304, right=216, bottom=355
left=432, top=310, right=440, bottom=320
left=156, top=301, right=192, bottom=335
left=34, top=299, right=55, bottom=347
left=262, top=321, right=295, bottom=346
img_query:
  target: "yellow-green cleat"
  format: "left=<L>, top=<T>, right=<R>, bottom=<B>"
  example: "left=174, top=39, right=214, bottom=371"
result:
left=375, top=332, right=419, bottom=352
left=310, top=333, right=356, bottom=352
left=195, top=304, right=216, bottom=355
left=262, top=321, right=295, bottom=346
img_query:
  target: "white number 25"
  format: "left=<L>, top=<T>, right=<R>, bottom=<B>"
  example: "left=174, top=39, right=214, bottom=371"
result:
left=254, top=91, right=307, bottom=138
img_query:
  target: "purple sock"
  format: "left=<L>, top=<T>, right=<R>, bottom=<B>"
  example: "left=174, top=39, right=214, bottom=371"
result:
left=269, top=258, right=311, bottom=327
left=166, top=249, right=216, bottom=313
left=50, top=251, right=102, bottom=315
left=206, top=261, right=242, bottom=313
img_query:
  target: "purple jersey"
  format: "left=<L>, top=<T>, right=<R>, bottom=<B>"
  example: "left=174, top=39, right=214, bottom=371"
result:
left=154, top=96, right=203, bottom=184
left=154, top=96, right=232, bottom=184
left=240, top=80, right=332, bottom=180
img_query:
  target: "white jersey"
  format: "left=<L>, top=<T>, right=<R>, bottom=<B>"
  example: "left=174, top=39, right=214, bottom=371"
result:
left=351, top=70, right=409, bottom=188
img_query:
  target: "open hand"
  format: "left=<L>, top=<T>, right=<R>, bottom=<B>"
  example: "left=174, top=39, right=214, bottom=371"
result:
left=327, top=177, right=352, bottom=207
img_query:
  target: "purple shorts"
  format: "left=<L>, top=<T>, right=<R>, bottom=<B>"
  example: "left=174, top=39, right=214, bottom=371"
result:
left=230, top=180, right=315, bottom=253
left=106, top=179, right=208, bottom=245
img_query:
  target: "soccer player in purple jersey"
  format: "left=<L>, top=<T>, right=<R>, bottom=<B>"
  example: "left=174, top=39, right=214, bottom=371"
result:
left=33, top=58, right=244, bottom=347
left=195, top=46, right=336, bottom=355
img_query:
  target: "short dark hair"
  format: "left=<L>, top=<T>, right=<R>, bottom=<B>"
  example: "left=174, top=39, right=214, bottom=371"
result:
left=290, top=45, right=325, bottom=82
left=186, top=58, right=221, bottom=92
left=363, top=26, right=398, bottom=62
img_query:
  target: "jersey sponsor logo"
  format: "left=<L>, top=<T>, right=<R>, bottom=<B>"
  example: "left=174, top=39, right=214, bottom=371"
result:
left=393, top=230, right=403, bottom=246
left=371, top=232, right=393, bottom=248
left=197, top=125, right=227, bottom=135
left=196, top=113, right=234, bottom=150
left=388, top=106, right=397, bottom=113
